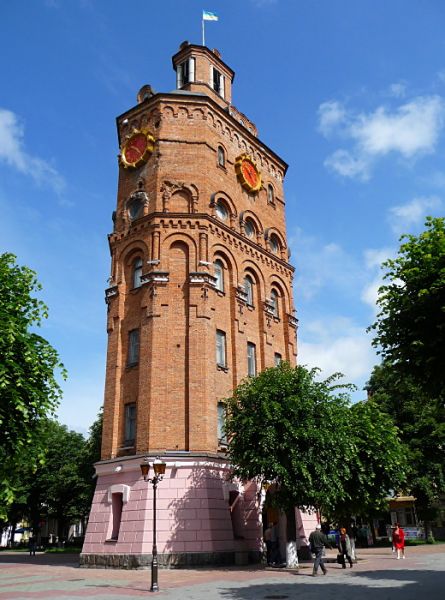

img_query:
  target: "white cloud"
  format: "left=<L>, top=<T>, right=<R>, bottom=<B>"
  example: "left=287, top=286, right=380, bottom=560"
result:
left=298, top=317, right=376, bottom=384
left=289, top=228, right=364, bottom=301
left=0, top=108, right=65, bottom=194
left=319, top=95, right=445, bottom=180
left=360, top=247, right=394, bottom=314
left=318, top=101, right=346, bottom=136
left=352, top=97, right=444, bottom=157
left=324, top=149, right=370, bottom=181
left=388, top=82, right=407, bottom=98
left=388, top=195, right=442, bottom=234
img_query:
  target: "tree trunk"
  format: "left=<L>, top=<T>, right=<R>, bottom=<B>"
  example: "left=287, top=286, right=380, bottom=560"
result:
left=285, top=508, right=298, bottom=568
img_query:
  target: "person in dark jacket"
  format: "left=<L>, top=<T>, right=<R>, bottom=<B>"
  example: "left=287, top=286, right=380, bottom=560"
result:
left=308, top=524, right=330, bottom=576
left=337, top=527, right=353, bottom=568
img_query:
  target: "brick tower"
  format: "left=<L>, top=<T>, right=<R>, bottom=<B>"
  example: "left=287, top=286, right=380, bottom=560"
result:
left=81, top=42, right=301, bottom=568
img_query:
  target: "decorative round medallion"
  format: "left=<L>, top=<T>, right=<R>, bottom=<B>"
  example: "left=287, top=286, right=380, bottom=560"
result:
left=120, top=129, right=155, bottom=169
left=235, top=155, right=262, bottom=192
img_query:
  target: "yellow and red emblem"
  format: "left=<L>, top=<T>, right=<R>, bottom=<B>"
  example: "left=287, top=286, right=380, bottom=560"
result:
left=120, top=129, right=155, bottom=169
left=235, top=155, right=262, bottom=192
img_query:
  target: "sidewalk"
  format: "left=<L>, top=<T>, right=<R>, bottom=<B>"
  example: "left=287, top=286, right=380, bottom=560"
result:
left=0, top=545, right=444, bottom=599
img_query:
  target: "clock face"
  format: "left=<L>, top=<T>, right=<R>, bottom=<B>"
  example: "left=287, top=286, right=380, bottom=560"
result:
left=241, top=161, right=258, bottom=188
left=120, top=130, right=155, bottom=168
left=235, top=155, right=262, bottom=192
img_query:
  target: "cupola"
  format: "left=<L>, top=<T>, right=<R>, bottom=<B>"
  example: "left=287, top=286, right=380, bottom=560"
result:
left=172, top=41, right=235, bottom=106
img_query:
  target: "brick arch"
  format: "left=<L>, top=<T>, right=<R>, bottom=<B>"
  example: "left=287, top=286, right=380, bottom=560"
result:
left=212, top=250, right=236, bottom=290
left=211, top=243, right=239, bottom=282
left=269, top=276, right=291, bottom=315
left=210, top=191, right=238, bottom=227
left=163, top=232, right=198, bottom=270
left=117, top=240, right=149, bottom=285
left=161, top=181, right=199, bottom=214
left=239, top=209, right=264, bottom=243
left=240, top=259, right=266, bottom=297
left=264, top=227, right=287, bottom=258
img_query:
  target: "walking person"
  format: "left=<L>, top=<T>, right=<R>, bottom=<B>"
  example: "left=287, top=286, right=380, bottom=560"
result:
left=392, top=523, right=406, bottom=559
left=28, top=535, right=36, bottom=557
left=309, top=523, right=330, bottom=576
left=337, top=527, right=353, bottom=568
left=348, top=522, right=357, bottom=560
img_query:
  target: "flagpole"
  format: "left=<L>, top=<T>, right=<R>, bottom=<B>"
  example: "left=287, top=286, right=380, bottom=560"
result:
left=202, top=18, right=205, bottom=46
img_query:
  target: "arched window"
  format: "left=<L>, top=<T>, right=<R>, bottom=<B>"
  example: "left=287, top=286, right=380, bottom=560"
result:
left=215, top=199, right=229, bottom=221
left=270, top=289, right=279, bottom=317
left=244, top=219, right=255, bottom=239
left=267, top=184, right=274, bottom=204
left=133, top=257, right=143, bottom=288
left=244, top=275, right=254, bottom=306
left=214, top=259, right=224, bottom=292
left=269, top=234, right=280, bottom=255
left=217, top=146, right=225, bottom=167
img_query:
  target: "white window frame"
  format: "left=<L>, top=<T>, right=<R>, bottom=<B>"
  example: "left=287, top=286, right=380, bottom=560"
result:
left=214, top=260, right=224, bottom=292
left=247, top=342, right=256, bottom=377
left=133, top=257, right=143, bottom=289
left=244, top=275, right=254, bottom=306
left=216, top=329, right=227, bottom=368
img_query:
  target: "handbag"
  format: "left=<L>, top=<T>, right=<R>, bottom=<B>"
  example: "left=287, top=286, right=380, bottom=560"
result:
left=336, top=553, right=344, bottom=564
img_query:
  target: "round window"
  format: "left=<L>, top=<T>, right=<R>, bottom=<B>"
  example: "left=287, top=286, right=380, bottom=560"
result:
left=216, top=200, right=228, bottom=221
left=270, top=236, right=280, bottom=254
left=244, top=220, right=255, bottom=238
left=128, top=198, right=143, bottom=221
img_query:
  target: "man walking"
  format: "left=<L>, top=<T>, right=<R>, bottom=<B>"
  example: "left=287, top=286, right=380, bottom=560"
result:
left=309, top=524, right=330, bottom=576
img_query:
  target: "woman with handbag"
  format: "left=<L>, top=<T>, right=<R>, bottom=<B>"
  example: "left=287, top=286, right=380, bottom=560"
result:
left=337, top=527, right=353, bottom=568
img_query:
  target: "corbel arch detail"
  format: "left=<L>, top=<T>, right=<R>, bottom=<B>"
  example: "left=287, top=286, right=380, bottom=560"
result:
left=161, top=180, right=199, bottom=214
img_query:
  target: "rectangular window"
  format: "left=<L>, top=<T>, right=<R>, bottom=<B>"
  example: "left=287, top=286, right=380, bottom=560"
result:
left=181, top=59, right=189, bottom=84
left=216, top=329, right=226, bottom=367
left=274, top=353, right=282, bottom=366
left=217, top=402, right=227, bottom=446
left=127, top=329, right=139, bottom=366
left=124, top=403, right=136, bottom=445
left=212, top=67, right=221, bottom=93
left=110, top=492, right=123, bottom=540
left=247, top=342, right=256, bottom=377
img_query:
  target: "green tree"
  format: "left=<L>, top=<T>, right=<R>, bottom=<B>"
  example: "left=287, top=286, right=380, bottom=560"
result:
left=225, top=364, right=354, bottom=516
left=27, top=420, right=91, bottom=541
left=225, top=363, right=406, bottom=540
left=330, top=399, right=407, bottom=523
left=367, top=362, right=445, bottom=531
left=0, top=253, right=66, bottom=518
left=369, top=216, right=445, bottom=400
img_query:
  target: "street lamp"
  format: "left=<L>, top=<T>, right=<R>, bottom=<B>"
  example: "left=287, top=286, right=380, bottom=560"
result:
left=140, top=456, right=166, bottom=593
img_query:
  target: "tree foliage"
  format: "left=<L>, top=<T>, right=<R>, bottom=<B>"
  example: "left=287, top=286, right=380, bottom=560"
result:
left=367, top=362, right=445, bottom=516
left=369, top=217, right=445, bottom=400
left=0, top=253, right=66, bottom=517
left=225, top=363, right=405, bottom=519
left=2, top=411, right=103, bottom=542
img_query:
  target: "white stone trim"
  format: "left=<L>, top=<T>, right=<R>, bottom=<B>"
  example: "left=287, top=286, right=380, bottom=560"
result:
left=107, top=484, right=131, bottom=504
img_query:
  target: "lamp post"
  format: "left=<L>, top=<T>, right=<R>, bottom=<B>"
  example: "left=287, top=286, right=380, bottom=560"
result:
left=140, top=456, right=166, bottom=593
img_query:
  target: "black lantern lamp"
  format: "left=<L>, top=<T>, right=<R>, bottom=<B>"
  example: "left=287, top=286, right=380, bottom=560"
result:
left=140, top=456, right=167, bottom=593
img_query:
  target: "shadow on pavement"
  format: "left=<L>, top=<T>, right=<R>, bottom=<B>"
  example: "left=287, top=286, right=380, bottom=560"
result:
left=0, top=552, right=80, bottom=567
left=219, top=569, right=445, bottom=600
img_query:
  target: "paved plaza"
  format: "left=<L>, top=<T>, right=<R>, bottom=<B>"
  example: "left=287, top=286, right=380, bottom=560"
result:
left=0, top=545, right=444, bottom=599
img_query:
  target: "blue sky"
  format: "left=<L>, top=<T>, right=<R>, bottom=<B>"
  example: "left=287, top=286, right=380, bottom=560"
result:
left=1, top=0, right=444, bottom=434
